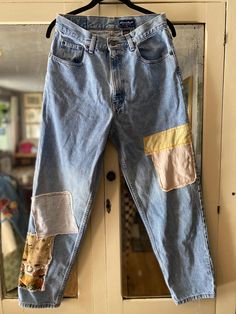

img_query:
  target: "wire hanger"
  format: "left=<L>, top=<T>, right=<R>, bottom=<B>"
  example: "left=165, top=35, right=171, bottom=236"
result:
left=46, top=0, right=176, bottom=38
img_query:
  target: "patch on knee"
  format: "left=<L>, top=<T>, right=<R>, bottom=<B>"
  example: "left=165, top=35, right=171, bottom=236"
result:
left=31, top=191, right=78, bottom=237
left=18, top=233, right=54, bottom=291
left=143, top=123, right=197, bottom=192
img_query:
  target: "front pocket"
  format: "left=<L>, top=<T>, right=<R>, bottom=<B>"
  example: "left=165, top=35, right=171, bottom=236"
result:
left=143, top=123, right=197, bottom=192
left=49, top=30, right=85, bottom=67
left=135, top=27, right=171, bottom=64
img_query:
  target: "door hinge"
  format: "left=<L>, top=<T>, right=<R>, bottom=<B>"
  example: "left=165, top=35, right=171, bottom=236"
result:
left=217, top=205, right=220, bottom=214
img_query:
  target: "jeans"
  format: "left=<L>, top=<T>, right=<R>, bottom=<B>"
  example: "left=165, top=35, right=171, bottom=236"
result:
left=18, top=12, right=216, bottom=308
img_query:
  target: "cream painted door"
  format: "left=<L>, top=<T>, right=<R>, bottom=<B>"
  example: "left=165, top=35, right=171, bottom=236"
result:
left=101, top=2, right=225, bottom=314
left=0, top=1, right=226, bottom=314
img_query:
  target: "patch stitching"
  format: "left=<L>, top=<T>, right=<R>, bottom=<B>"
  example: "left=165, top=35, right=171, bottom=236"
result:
left=31, top=191, right=72, bottom=199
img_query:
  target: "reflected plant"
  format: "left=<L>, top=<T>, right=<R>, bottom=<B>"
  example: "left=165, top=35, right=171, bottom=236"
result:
left=0, top=102, right=10, bottom=126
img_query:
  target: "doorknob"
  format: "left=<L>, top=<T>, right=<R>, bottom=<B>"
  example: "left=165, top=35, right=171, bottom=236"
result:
left=106, top=171, right=116, bottom=181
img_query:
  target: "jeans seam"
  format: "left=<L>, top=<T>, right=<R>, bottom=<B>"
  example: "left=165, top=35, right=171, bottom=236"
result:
left=190, top=174, right=216, bottom=279
left=18, top=301, right=59, bottom=308
left=174, top=292, right=216, bottom=305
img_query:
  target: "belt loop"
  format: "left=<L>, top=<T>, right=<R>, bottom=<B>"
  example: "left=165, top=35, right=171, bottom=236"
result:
left=88, top=34, right=97, bottom=54
left=124, top=33, right=136, bottom=51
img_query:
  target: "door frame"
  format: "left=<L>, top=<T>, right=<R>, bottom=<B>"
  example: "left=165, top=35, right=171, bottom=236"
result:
left=0, top=1, right=235, bottom=314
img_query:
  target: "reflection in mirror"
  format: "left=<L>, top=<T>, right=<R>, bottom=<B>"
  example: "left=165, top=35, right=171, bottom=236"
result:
left=0, top=25, right=78, bottom=299
left=121, top=24, right=204, bottom=298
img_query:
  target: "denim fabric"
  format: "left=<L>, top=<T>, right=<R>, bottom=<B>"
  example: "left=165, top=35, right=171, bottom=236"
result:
left=18, top=12, right=216, bottom=308
left=0, top=174, right=29, bottom=241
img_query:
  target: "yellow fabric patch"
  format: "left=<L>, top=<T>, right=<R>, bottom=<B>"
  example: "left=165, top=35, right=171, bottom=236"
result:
left=143, top=123, right=192, bottom=155
left=18, top=233, right=54, bottom=291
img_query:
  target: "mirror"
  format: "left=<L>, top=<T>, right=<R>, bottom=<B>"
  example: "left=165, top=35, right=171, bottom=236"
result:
left=0, top=22, right=204, bottom=300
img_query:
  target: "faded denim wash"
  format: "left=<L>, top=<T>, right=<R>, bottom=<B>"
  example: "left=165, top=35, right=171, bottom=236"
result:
left=18, top=12, right=216, bottom=308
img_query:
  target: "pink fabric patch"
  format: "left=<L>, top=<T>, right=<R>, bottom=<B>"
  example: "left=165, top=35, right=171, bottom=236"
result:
left=31, top=191, right=78, bottom=237
left=151, top=143, right=197, bottom=192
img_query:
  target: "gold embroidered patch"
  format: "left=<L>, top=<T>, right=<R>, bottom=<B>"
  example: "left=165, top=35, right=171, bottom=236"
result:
left=144, top=124, right=197, bottom=192
left=18, top=233, right=54, bottom=291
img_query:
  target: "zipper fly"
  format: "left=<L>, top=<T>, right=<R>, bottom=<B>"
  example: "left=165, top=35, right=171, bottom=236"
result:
left=108, top=42, right=125, bottom=114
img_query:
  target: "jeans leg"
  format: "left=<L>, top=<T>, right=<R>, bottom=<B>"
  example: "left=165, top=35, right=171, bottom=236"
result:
left=18, top=46, right=113, bottom=308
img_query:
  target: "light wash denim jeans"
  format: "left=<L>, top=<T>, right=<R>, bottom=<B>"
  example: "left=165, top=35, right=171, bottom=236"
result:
left=18, top=12, right=216, bottom=308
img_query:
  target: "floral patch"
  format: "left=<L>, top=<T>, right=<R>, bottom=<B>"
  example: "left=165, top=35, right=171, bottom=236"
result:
left=18, top=233, right=54, bottom=291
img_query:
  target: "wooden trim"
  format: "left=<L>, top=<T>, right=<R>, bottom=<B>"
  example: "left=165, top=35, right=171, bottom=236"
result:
left=216, top=0, right=236, bottom=313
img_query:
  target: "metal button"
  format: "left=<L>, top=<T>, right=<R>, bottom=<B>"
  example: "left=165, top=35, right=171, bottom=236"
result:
left=109, top=40, right=117, bottom=46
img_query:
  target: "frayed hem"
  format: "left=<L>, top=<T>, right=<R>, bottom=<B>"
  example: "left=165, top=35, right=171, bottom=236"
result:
left=18, top=301, right=61, bottom=308
left=173, top=293, right=216, bottom=305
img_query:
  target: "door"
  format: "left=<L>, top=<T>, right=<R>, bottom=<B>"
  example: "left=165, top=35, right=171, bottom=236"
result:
left=102, top=2, right=225, bottom=314
left=0, top=1, right=226, bottom=314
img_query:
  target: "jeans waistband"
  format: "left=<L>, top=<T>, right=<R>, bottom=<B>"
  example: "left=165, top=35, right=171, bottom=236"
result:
left=54, top=13, right=168, bottom=53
